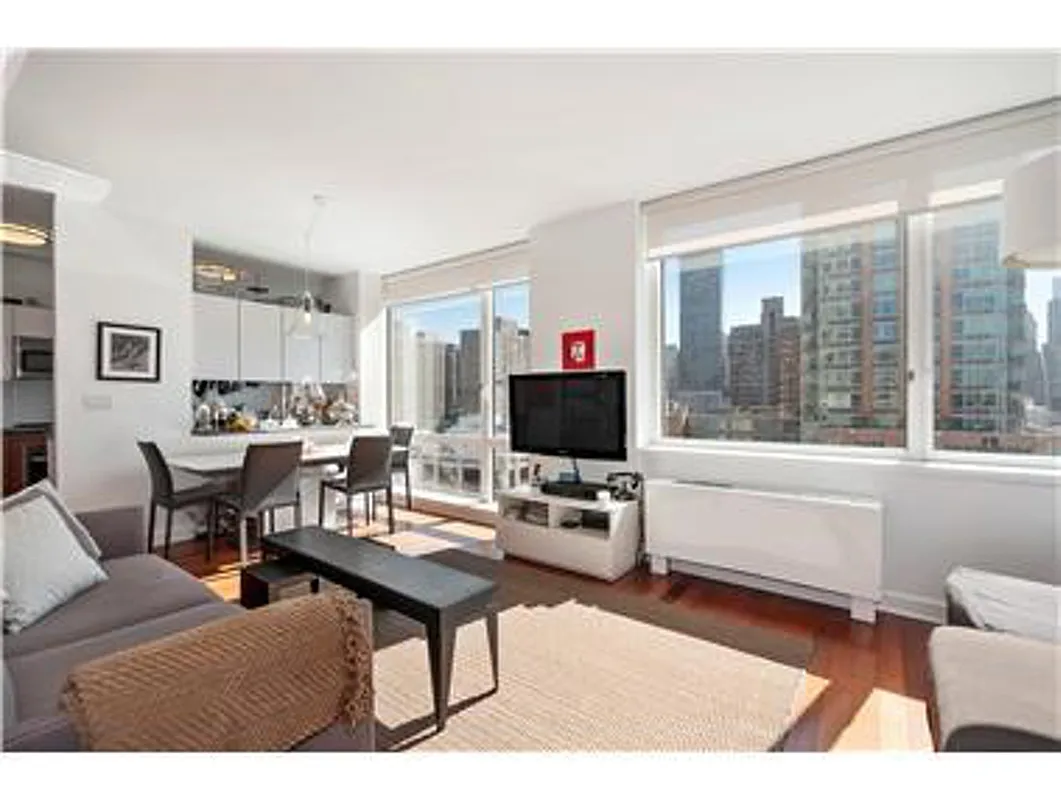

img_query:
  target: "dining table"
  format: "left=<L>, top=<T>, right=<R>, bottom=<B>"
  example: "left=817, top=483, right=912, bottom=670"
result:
left=167, top=431, right=387, bottom=564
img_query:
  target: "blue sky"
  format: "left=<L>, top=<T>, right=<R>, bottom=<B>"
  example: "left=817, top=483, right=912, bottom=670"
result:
left=394, top=282, right=529, bottom=344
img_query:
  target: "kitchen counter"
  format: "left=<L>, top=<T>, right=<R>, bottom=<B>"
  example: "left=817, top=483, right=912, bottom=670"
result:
left=189, top=423, right=360, bottom=437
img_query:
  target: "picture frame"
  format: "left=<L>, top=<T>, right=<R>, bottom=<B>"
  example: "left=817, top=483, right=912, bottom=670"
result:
left=96, top=321, right=162, bottom=382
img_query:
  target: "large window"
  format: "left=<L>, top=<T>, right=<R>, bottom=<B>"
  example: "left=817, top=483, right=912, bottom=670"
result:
left=656, top=200, right=1060, bottom=459
left=389, top=281, right=532, bottom=502
left=927, top=200, right=1060, bottom=456
left=661, top=219, right=906, bottom=448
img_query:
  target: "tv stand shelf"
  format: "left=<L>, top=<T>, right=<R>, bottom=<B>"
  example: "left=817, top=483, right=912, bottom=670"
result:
left=496, top=485, right=640, bottom=582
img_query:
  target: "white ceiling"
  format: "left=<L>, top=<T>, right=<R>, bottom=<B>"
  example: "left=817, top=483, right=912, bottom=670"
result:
left=4, top=50, right=1057, bottom=274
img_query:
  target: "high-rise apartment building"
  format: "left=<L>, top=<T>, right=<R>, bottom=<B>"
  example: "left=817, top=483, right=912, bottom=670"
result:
left=676, top=252, right=724, bottom=404
left=1044, top=278, right=1061, bottom=413
left=934, top=212, right=1026, bottom=436
left=801, top=221, right=904, bottom=445
left=458, top=328, right=481, bottom=417
left=727, top=323, right=763, bottom=408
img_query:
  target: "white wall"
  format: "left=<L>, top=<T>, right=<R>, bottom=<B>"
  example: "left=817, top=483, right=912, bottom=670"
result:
left=528, top=201, right=640, bottom=481
left=357, top=270, right=387, bottom=428
left=54, top=199, right=193, bottom=512
left=526, top=201, right=1059, bottom=621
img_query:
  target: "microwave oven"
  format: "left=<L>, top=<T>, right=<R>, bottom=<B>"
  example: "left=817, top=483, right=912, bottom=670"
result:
left=13, top=336, right=53, bottom=379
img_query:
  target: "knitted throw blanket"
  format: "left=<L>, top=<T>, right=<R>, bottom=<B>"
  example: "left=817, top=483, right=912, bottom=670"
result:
left=60, top=590, right=373, bottom=751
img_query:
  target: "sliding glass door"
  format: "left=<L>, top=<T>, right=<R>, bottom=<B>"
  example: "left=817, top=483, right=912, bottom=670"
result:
left=389, top=280, right=531, bottom=504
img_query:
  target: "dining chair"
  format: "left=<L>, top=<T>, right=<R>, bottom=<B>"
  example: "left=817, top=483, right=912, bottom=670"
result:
left=137, top=441, right=230, bottom=561
left=214, top=441, right=304, bottom=560
left=318, top=434, right=394, bottom=535
left=389, top=424, right=414, bottom=511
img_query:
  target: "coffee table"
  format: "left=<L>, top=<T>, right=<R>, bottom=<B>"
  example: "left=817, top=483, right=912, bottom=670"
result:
left=261, top=526, right=498, bottom=731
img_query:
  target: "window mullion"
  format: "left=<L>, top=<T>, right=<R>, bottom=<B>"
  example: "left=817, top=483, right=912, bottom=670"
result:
left=905, top=213, right=935, bottom=460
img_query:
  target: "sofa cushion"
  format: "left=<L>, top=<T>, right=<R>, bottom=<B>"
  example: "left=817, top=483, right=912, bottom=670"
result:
left=3, top=554, right=222, bottom=659
left=945, top=567, right=1060, bottom=643
left=6, top=601, right=242, bottom=723
left=1, top=479, right=103, bottom=561
left=929, top=626, right=1061, bottom=751
left=3, top=493, right=109, bottom=634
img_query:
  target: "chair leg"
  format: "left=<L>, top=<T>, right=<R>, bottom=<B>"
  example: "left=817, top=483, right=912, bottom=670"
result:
left=347, top=493, right=354, bottom=534
left=405, top=464, right=412, bottom=510
left=318, top=482, right=327, bottom=528
left=164, top=507, right=174, bottom=560
left=364, top=494, right=370, bottom=526
left=257, top=512, right=265, bottom=550
left=387, top=485, right=395, bottom=534
left=269, top=508, right=276, bottom=534
left=147, top=502, right=157, bottom=554
left=206, top=501, right=216, bottom=564
left=294, top=495, right=302, bottom=528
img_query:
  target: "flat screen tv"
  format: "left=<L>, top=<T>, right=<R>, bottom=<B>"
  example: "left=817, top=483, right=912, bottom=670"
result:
left=509, top=370, right=627, bottom=461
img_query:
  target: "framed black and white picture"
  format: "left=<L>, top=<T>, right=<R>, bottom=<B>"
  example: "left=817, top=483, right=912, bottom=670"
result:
left=96, top=322, right=162, bottom=382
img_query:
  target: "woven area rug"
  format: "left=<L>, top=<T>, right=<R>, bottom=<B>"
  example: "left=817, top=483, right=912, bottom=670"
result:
left=369, top=536, right=812, bottom=752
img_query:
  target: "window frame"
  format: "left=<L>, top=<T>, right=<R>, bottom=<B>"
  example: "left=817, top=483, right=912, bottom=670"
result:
left=648, top=193, right=1059, bottom=470
left=386, top=278, right=532, bottom=504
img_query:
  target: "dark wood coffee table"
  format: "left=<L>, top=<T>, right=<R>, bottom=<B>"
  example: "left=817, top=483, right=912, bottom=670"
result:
left=261, top=526, right=498, bottom=731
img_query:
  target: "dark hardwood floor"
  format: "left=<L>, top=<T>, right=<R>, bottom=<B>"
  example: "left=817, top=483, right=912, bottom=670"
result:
left=168, top=505, right=935, bottom=752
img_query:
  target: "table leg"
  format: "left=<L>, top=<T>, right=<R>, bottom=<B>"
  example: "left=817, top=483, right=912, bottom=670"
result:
left=485, top=609, right=499, bottom=690
left=238, top=516, right=249, bottom=565
left=426, top=614, right=456, bottom=731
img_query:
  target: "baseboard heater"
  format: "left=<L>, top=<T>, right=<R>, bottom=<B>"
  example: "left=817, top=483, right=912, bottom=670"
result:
left=644, top=479, right=883, bottom=622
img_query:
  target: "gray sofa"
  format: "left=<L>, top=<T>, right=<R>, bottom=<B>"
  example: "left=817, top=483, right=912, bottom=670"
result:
left=2, top=507, right=375, bottom=751
left=927, top=567, right=1060, bottom=751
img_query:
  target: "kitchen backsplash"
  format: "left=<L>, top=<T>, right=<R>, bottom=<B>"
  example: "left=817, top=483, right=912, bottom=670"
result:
left=2, top=379, right=54, bottom=427
left=189, top=379, right=357, bottom=434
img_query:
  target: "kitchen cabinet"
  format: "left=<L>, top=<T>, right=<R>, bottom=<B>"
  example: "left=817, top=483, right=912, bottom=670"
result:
left=282, top=307, right=320, bottom=383
left=12, top=306, right=53, bottom=338
left=192, top=294, right=239, bottom=379
left=319, top=312, right=354, bottom=383
left=240, top=301, right=284, bottom=381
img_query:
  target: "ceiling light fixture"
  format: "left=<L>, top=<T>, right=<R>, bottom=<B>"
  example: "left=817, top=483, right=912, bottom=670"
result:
left=1002, top=147, right=1060, bottom=269
left=0, top=222, right=50, bottom=247
left=287, top=194, right=327, bottom=340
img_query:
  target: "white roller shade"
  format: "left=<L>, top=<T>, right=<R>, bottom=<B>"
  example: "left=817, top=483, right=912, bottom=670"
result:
left=644, top=99, right=1060, bottom=257
left=382, top=241, right=529, bottom=304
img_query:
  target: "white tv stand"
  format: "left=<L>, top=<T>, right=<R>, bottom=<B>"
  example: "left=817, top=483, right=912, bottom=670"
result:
left=495, top=485, right=641, bottom=582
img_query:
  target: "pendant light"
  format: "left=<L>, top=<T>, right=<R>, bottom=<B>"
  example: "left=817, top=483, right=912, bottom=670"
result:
left=1002, top=147, right=1060, bottom=269
left=287, top=194, right=327, bottom=339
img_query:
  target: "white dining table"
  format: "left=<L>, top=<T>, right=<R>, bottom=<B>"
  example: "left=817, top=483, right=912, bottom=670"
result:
left=167, top=431, right=387, bottom=564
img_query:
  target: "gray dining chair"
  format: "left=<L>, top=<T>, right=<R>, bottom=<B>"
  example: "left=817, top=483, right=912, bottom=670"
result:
left=389, top=424, right=414, bottom=511
left=214, top=440, right=303, bottom=558
left=137, top=441, right=230, bottom=561
left=318, top=434, right=395, bottom=535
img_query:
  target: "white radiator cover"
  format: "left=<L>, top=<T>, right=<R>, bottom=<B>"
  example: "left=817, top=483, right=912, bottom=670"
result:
left=645, top=479, right=883, bottom=618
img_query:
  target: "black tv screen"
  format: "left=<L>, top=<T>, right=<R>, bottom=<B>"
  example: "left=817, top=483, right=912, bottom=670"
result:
left=509, top=370, right=627, bottom=461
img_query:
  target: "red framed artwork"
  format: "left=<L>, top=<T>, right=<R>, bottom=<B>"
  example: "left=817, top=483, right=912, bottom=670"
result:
left=561, top=328, right=596, bottom=370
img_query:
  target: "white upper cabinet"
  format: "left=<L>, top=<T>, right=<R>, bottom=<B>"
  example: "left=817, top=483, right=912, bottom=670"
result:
left=10, top=306, right=54, bottom=338
left=282, top=307, right=321, bottom=384
left=192, top=294, right=239, bottom=379
left=319, top=313, right=354, bottom=384
left=240, top=301, right=284, bottom=381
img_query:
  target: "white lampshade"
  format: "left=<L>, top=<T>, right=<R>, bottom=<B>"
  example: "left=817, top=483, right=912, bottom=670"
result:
left=1002, top=147, right=1060, bottom=269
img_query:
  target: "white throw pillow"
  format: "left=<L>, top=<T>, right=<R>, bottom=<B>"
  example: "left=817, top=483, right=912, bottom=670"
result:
left=2, top=495, right=108, bottom=634
left=1, top=479, right=103, bottom=560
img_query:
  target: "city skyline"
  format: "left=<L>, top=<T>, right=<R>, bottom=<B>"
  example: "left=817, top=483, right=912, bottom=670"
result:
left=662, top=238, right=1058, bottom=348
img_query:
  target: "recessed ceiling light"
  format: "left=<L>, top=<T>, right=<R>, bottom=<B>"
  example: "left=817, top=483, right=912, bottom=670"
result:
left=0, top=222, right=50, bottom=247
